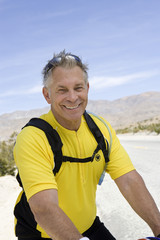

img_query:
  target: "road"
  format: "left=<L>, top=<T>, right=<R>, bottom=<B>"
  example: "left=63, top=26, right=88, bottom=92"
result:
left=96, top=134, right=160, bottom=240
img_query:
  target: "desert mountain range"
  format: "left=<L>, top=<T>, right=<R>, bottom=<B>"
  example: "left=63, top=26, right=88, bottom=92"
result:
left=0, top=91, right=160, bottom=141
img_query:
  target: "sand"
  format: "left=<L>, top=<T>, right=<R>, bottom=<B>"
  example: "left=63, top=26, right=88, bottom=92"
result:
left=0, top=134, right=160, bottom=240
left=0, top=175, right=20, bottom=240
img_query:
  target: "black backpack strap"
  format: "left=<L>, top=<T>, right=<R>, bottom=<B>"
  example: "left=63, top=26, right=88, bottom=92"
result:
left=83, top=111, right=109, bottom=164
left=23, top=118, right=63, bottom=175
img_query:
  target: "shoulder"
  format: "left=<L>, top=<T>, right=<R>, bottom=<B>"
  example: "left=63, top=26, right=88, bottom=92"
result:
left=88, top=112, right=112, bottom=128
left=84, top=111, right=118, bottom=153
left=86, top=112, right=115, bottom=137
left=16, top=109, right=54, bottom=144
left=14, top=120, right=51, bottom=155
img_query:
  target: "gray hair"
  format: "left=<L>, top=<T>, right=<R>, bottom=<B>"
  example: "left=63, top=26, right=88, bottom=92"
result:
left=42, top=50, right=89, bottom=88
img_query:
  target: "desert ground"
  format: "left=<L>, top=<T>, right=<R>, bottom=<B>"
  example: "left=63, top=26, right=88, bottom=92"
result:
left=0, top=133, right=160, bottom=240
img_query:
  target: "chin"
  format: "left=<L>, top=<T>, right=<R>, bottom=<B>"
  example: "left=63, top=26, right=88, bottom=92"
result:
left=66, top=111, right=83, bottom=120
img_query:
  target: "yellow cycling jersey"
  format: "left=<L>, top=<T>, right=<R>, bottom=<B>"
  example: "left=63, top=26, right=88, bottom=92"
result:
left=14, top=110, right=135, bottom=238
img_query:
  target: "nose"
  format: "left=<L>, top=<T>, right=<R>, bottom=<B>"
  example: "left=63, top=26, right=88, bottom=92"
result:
left=67, top=90, right=78, bottom=102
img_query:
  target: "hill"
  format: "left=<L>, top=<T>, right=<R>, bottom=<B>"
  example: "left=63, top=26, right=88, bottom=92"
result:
left=0, top=91, right=160, bottom=140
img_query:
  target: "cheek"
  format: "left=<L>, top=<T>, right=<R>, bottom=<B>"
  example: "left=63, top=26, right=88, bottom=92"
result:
left=82, top=90, right=88, bottom=100
left=52, top=94, right=65, bottom=105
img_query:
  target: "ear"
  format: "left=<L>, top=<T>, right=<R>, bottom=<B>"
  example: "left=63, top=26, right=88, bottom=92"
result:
left=87, top=82, right=89, bottom=93
left=42, top=87, right=51, bottom=104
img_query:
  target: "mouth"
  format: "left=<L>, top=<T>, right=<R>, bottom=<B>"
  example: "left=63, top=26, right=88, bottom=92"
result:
left=64, top=104, right=80, bottom=110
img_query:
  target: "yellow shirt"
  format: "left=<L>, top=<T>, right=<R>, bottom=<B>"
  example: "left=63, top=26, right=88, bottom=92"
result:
left=14, top=110, right=134, bottom=237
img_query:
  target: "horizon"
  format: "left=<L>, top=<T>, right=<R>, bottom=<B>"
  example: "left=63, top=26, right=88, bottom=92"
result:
left=0, top=90, right=159, bottom=116
left=0, top=0, right=160, bottom=115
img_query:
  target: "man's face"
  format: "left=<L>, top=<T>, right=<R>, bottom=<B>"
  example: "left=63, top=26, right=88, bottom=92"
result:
left=43, top=66, right=89, bottom=130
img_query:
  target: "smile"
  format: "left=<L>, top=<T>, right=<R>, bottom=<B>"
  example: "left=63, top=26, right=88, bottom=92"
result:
left=65, top=104, right=80, bottom=110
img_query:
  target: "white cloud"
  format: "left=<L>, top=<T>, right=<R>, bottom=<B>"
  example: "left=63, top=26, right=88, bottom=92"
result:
left=0, top=85, right=42, bottom=98
left=28, top=85, right=42, bottom=94
left=0, top=90, right=18, bottom=97
left=90, top=71, right=159, bottom=89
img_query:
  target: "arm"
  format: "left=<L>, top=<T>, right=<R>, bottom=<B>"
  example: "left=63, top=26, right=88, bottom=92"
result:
left=15, top=128, right=87, bottom=240
left=29, top=188, right=83, bottom=240
left=115, top=170, right=160, bottom=237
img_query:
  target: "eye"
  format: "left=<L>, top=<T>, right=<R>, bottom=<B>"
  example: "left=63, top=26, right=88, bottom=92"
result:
left=58, top=88, right=67, bottom=93
left=75, top=86, right=84, bottom=91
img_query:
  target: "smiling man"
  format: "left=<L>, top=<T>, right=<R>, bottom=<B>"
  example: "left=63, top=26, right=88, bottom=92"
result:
left=42, top=65, right=89, bottom=131
left=14, top=50, right=160, bottom=240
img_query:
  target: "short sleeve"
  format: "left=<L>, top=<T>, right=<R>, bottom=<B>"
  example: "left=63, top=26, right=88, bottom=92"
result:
left=14, top=126, right=58, bottom=200
left=106, top=127, right=135, bottom=180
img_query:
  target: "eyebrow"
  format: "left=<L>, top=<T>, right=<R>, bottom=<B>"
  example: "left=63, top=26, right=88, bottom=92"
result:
left=57, top=83, right=84, bottom=88
left=57, top=85, right=66, bottom=89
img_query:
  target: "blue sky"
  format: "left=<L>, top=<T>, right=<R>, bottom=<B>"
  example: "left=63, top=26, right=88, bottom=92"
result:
left=0, top=0, right=160, bottom=114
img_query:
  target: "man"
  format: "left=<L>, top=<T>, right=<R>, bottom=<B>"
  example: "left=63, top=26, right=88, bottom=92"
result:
left=14, top=50, right=160, bottom=240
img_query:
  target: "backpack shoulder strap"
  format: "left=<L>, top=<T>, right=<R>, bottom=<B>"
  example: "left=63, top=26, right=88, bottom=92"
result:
left=84, top=111, right=112, bottom=185
left=86, top=111, right=112, bottom=155
left=23, top=118, right=63, bottom=175
left=83, top=111, right=109, bottom=163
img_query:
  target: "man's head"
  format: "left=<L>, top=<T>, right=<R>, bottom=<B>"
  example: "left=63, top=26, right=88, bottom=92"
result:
left=42, top=50, right=88, bottom=89
left=42, top=50, right=89, bottom=131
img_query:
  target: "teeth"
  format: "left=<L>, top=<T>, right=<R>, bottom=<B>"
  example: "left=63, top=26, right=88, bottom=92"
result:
left=65, top=105, right=79, bottom=109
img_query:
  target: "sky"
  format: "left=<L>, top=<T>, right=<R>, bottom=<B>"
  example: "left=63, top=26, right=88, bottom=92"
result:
left=0, top=0, right=160, bottom=115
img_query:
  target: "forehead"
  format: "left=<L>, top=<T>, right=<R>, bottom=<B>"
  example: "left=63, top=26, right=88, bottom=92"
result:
left=52, top=66, right=84, bottom=77
left=51, top=66, right=85, bottom=84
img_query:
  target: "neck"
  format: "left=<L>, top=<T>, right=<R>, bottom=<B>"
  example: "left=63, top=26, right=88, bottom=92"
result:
left=51, top=109, right=82, bottom=131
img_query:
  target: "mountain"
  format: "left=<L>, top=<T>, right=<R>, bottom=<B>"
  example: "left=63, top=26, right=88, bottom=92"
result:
left=87, top=91, right=160, bottom=127
left=0, top=91, right=160, bottom=141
